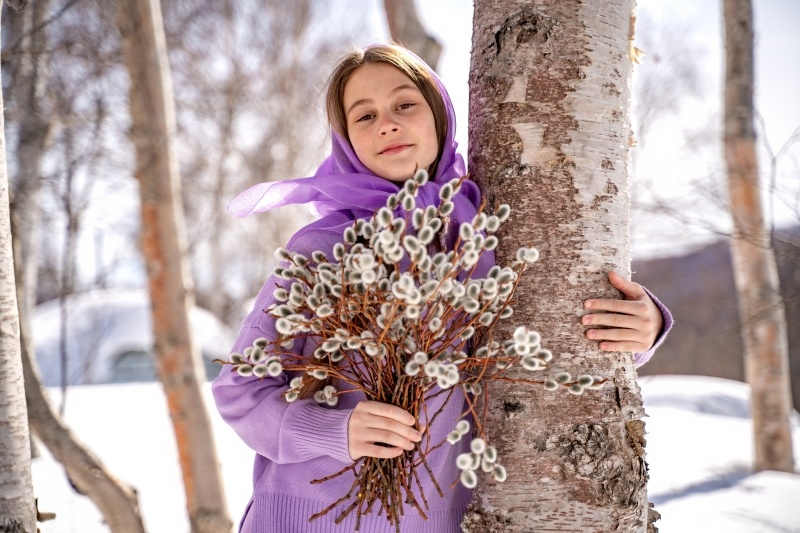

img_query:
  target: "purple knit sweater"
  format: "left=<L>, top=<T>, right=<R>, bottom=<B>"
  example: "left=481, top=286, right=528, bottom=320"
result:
left=212, top=270, right=673, bottom=533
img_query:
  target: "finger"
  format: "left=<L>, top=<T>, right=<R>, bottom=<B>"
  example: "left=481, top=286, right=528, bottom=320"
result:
left=607, top=271, right=646, bottom=300
left=361, top=415, right=422, bottom=443
left=597, top=340, right=650, bottom=353
left=584, top=298, right=649, bottom=316
left=585, top=327, right=645, bottom=343
left=363, top=428, right=416, bottom=451
left=360, top=444, right=405, bottom=459
left=581, top=312, right=643, bottom=329
left=361, top=401, right=416, bottom=426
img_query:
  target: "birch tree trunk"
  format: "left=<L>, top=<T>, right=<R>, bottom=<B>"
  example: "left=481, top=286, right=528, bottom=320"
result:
left=465, top=2, right=653, bottom=531
left=0, top=7, right=35, bottom=532
left=117, top=1, right=232, bottom=531
left=382, top=0, right=442, bottom=70
left=722, top=0, right=794, bottom=473
left=8, top=0, right=51, bottom=316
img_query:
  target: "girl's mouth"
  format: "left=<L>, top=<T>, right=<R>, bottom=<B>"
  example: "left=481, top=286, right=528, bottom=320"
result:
left=380, top=144, right=412, bottom=155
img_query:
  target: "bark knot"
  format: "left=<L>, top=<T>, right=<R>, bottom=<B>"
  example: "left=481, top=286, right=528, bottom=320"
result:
left=647, top=501, right=662, bottom=533
left=546, top=423, right=610, bottom=477
left=542, top=422, right=646, bottom=508
left=625, top=419, right=647, bottom=458
left=493, top=6, right=556, bottom=58
left=461, top=503, right=513, bottom=532
left=502, top=398, right=525, bottom=419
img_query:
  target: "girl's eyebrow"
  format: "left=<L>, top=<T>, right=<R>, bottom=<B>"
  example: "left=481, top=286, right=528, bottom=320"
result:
left=346, top=84, right=419, bottom=116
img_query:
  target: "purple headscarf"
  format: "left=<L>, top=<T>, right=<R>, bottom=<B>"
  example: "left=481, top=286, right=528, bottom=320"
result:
left=227, top=46, right=492, bottom=274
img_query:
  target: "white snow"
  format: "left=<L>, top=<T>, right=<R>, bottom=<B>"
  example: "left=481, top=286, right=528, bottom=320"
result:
left=31, top=375, right=800, bottom=533
left=640, top=375, right=800, bottom=532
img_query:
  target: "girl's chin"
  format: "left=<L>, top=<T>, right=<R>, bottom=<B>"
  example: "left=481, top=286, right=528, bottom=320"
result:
left=374, top=165, right=433, bottom=184
left=382, top=174, right=414, bottom=183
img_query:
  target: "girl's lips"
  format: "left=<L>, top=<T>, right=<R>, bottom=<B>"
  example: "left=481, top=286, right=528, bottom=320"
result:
left=380, top=144, right=412, bottom=155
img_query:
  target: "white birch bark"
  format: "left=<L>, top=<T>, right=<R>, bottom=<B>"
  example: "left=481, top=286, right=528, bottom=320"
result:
left=0, top=7, right=35, bottom=532
left=116, top=0, right=232, bottom=531
left=722, top=0, right=794, bottom=473
left=465, top=1, right=654, bottom=531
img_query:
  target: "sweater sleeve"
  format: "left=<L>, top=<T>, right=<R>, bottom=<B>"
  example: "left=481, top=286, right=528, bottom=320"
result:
left=211, top=271, right=354, bottom=465
left=632, top=286, right=673, bottom=368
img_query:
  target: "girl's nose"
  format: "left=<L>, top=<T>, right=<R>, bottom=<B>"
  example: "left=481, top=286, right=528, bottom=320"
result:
left=379, top=117, right=400, bottom=136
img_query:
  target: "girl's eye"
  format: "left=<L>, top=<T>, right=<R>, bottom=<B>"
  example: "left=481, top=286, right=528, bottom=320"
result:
left=356, top=113, right=374, bottom=123
left=398, top=103, right=414, bottom=111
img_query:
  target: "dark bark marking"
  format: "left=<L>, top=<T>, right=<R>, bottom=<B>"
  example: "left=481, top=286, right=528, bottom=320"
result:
left=503, top=398, right=525, bottom=418
left=489, top=160, right=523, bottom=184
left=602, top=82, right=621, bottom=97
left=0, top=517, right=27, bottom=533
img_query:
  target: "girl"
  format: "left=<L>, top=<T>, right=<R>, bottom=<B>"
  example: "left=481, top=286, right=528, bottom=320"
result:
left=213, top=44, right=672, bottom=533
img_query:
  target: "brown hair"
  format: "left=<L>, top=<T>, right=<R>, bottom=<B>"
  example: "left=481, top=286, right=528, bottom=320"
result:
left=324, top=44, right=448, bottom=179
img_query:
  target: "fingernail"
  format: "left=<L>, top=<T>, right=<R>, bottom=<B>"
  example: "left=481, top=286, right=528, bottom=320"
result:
left=582, top=316, right=592, bottom=324
left=584, top=300, right=593, bottom=309
left=587, top=330, right=595, bottom=339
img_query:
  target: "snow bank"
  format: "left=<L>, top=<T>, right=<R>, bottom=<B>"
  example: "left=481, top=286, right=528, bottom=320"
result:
left=31, top=375, right=800, bottom=532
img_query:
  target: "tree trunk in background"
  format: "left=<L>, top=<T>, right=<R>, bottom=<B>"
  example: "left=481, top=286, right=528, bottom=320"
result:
left=465, top=2, right=653, bottom=532
left=8, top=5, right=145, bottom=523
left=0, top=7, right=35, bottom=532
left=12, top=217, right=146, bottom=532
left=8, top=0, right=52, bottom=315
left=116, top=1, right=233, bottom=531
left=722, top=0, right=794, bottom=473
left=382, top=0, right=442, bottom=70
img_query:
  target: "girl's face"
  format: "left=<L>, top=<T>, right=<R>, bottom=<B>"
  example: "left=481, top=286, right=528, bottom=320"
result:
left=343, top=63, right=439, bottom=183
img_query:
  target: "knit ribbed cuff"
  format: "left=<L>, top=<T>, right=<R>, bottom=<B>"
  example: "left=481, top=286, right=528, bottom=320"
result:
left=288, top=403, right=355, bottom=464
left=634, top=286, right=674, bottom=367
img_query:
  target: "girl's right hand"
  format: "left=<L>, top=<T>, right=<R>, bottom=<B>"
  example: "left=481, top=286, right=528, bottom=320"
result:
left=348, top=401, right=422, bottom=460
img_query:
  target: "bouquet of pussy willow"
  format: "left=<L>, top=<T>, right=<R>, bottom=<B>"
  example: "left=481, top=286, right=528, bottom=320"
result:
left=219, top=169, right=603, bottom=532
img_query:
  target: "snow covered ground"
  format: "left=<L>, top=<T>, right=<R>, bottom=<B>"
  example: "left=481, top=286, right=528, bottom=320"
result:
left=32, top=375, right=800, bottom=532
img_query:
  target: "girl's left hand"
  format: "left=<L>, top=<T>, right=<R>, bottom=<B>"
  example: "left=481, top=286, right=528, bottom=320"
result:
left=582, top=271, right=663, bottom=353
